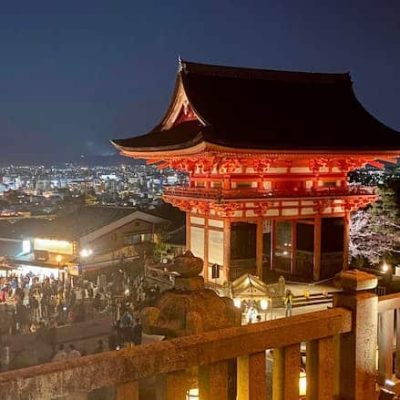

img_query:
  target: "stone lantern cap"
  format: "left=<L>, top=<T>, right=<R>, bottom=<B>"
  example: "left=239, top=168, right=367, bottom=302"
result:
left=168, top=251, right=203, bottom=277
left=167, top=251, right=204, bottom=290
left=335, top=269, right=378, bottom=292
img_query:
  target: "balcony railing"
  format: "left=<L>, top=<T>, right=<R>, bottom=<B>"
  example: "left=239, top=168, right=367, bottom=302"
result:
left=0, top=270, right=390, bottom=400
left=163, top=185, right=376, bottom=201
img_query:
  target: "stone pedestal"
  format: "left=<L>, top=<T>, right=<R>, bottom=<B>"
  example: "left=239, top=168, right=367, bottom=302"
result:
left=333, top=269, right=378, bottom=400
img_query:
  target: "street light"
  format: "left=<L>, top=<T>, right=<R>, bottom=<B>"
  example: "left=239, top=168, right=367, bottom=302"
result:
left=382, top=262, right=390, bottom=273
left=260, top=298, right=268, bottom=321
left=80, top=248, right=93, bottom=258
left=55, top=254, right=62, bottom=265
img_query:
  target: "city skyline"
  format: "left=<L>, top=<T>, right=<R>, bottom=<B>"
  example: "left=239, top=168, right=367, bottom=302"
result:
left=0, top=1, right=399, bottom=163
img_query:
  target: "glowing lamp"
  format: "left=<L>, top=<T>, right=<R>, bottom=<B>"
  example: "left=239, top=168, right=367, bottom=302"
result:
left=55, top=254, right=62, bottom=264
left=382, top=262, right=390, bottom=273
left=260, top=298, right=268, bottom=311
left=80, top=248, right=93, bottom=258
left=186, top=388, right=199, bottom=400
left=299, top=370, right=307, bottom=396
left=233, top=298, right=242, bottom=308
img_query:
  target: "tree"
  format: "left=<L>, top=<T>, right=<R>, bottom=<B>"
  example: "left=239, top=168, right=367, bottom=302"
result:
left=350, top=178, right=400, bottom=267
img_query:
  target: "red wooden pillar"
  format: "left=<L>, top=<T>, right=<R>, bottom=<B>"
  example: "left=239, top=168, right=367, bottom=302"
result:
left=204, top=217, right=209, bottom=283
left=270, top=220, right=276, bottom=271
left=291, top=221, right=297, bottom=275
left=343, top=211, right=350, bottom=271
left=223, top=219, right=231, bottom=281
left=313, top=216, right=322, bottom=281
left=186, top=214, right=191, bottom=251
left=256, top=217, right=264, bottom=280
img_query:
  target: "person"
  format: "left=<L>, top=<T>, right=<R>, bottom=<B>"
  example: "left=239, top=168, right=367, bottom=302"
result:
left=246, top=306, right=257, bottom=324
left=132, top=318, right=142, bottom=346
left=68, top=344, right=81, bottom=359
left=52, top=344, right=68, bottom=361
left=284, top=289, right=294, bottom=317
left=120, top=309, right=133, bottom=343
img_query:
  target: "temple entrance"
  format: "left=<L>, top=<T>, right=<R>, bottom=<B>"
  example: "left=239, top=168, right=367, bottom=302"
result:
left=230, top=222, right=257, bottom=279
left=295, top=220, right=314, bottom=280
left=273, top=221, right=293, bottom=273
left=269, top=217, right=344, bottom=281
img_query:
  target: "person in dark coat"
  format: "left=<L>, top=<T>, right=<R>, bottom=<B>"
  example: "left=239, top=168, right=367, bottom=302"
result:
left=132, top=318, right=142, bottom=346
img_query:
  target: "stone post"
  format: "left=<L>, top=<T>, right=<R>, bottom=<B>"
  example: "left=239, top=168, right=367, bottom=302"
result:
left=333, top=269, right=378, bottom=400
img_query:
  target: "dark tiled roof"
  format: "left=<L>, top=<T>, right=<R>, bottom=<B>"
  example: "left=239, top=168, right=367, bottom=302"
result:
left=113, top=60, right=400, bottom=152
left=0, top=207, right=137, bottom=241
left=113, top=120, right=203, bottom=151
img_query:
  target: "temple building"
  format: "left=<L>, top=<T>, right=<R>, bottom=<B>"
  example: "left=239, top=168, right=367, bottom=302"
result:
left=112, top=60, right=400, bottom=283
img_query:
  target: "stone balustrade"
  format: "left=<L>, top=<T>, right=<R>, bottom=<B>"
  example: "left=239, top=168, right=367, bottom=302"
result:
left=0, top=269, right=389, bottom=400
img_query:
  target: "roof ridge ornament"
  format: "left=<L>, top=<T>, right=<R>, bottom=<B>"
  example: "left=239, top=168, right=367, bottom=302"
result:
left=178, top=56, right=188, bottom=74
left=178, top=56, right=184, bottom=72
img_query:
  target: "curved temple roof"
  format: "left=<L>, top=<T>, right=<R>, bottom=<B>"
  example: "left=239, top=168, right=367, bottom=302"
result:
left=112, top=60, right=400, bottom=154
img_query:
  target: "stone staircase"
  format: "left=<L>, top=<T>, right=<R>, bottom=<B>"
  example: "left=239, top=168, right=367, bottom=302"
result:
left=292, top=292, right=333, bottom=308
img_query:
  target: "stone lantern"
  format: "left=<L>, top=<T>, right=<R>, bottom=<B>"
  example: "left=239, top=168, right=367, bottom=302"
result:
left=140, top=251, right=240, bottom=400
left=141, top=251, right=240, bottom=337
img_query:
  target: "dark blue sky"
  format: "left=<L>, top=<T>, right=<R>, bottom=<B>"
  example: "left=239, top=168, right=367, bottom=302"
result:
left=0, top=1, right=399, bottom=163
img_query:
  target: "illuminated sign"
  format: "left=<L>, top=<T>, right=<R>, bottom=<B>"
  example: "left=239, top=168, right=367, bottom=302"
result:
left=34, top=238, right=73, bottom=255
left=22, top=240, right=31, bottom=254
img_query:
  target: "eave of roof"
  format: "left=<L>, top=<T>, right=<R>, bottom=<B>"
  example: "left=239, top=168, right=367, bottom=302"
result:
left=112, top=60, right=400, bottom=155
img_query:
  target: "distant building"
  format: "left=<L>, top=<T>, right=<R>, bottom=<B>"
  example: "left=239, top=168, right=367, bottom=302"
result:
left=0, top=206, right=167, bottom=278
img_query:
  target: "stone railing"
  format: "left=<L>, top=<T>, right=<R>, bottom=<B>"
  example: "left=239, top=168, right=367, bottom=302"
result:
left=0, top=270, right=385, bottom=400
left=0, top=308, right=351, bottom=400
left=377, top=292, right=400, bottom=386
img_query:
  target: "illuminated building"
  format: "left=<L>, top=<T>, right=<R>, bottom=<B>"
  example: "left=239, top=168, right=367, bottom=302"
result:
left=2, top=207, right=166, bottom=276
left=113, top=60, right=400, bottom=282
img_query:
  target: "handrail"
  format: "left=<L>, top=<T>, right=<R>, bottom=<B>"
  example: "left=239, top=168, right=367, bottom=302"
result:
left=378, top=293, right=400, bottom=313
left=0, top=307, right=351, bottom=399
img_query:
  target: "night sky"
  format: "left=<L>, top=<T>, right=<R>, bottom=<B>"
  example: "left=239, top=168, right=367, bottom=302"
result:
left=0, top=1, right=399, bottom=164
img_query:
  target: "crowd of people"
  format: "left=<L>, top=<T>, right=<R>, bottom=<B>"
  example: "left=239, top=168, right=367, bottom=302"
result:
left=0, top=272, right=113, bottom=336
left=0, top=267, right=160, bottom=371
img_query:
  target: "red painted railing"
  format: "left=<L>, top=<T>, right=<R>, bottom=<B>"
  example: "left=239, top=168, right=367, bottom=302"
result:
left=163, top=185, right=376, bottom=200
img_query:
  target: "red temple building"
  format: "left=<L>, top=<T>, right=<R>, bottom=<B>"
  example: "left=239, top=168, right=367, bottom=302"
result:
left=112, top=60, right=400, bottom=283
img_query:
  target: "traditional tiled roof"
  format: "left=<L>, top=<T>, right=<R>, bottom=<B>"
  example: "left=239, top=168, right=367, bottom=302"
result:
left=0, top=207, right=165, bottom=241
left=112, top=60, right=400, bottom=153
